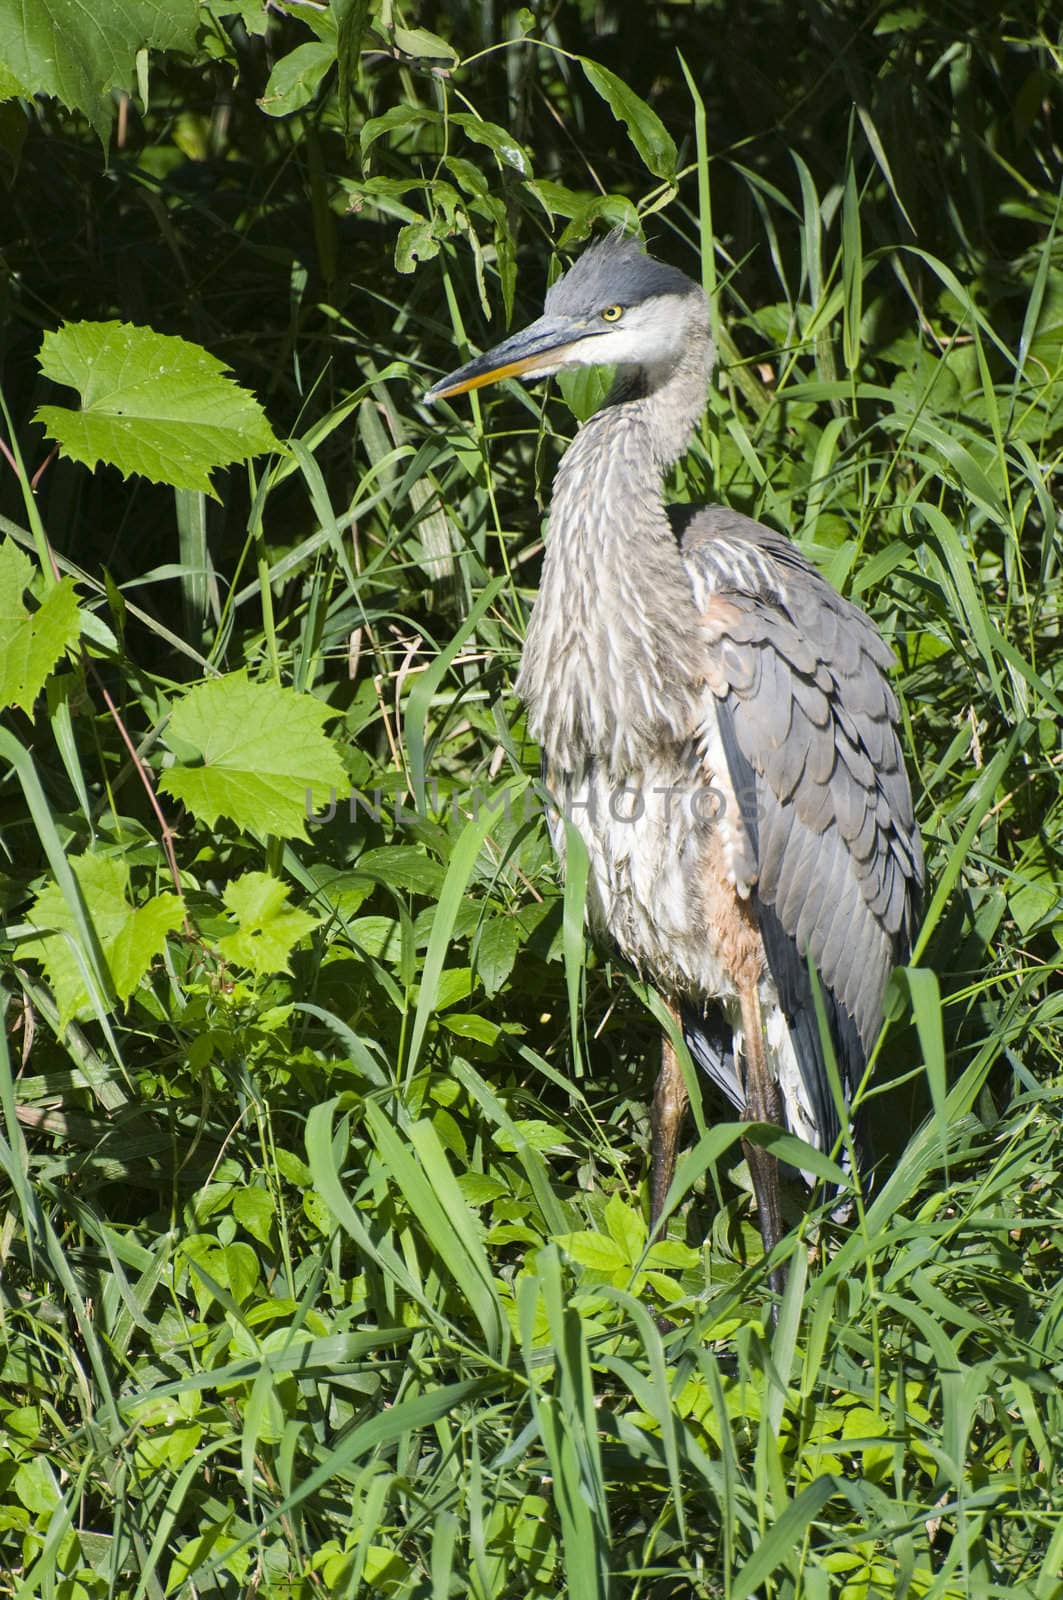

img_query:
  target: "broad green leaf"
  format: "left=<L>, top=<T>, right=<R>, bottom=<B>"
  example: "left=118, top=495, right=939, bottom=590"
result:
left=258, top=40, right=334, bottom=117
left=21, top=852, right=183, bottom=1025
left=354, top=845, right=443, bottom=896
left=0, top=539, right=80, bottom=712
left=395, top=219, right=440, bottom=273
left=13, top=1456, right=60, bottom=1516
left=159, top=672, right=349, bottom=841
left=604, top=1193, right=645, bottom=1262
left=451, top=114, right=530, bottom=176
left=348, top=915, right=402, bottom=960
left=579, top=60, right=677, bottom=179
left=222, top=1242, right=259, bottom=1304
left=360, top=104, right=439, bottom=157
left=493, top=1118, right=568, bottom=1154
left=217, top=871, right=320, bottom=977
left=0, top=0, right=199, bottom=141
left=391, top=25, right=457, bottom=63
left=35, top=321, right=280, bottom=496
left=555, top=1231, right=627, bottom=1274
left=1008, top=843, right=1062, bottom=935
left=167, top=1522, right=251, bottom=1594
left=440, top=1012, right=500, bottom=1044
left=474, top=915, right=520, bottom=997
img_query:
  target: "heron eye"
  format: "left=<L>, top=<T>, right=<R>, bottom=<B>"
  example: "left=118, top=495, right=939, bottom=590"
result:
left=600, top=304, right=624, bottom=322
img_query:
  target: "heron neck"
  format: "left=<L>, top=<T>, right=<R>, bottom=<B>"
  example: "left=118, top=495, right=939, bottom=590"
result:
left=517, top=341, right=711, bottom=776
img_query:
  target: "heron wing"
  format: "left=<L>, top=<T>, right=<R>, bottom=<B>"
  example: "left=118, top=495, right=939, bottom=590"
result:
left=675, top=503, right=923, bottom=1149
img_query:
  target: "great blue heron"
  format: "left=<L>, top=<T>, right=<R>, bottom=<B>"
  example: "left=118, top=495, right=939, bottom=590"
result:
left=426, top=232, right=923, bottom=1297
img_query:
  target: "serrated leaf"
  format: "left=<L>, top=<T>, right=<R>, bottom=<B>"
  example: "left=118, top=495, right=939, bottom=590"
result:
left=159, top=672, right=349, bottom=841
left=457, top=1173, right=509, bottom=1206
left=579, top=60, right=677, bottom=179
left=21, top=852, right=184, bottom=1025
left=354, top=846, right=443, bottom=895
left=604, top=1193, right=645, bottom=1262
left=349, top=915, right=402, bottom=960
left=474, top=916, right=520, bottom=997
left=555, top=1231, right=627, bottom=1273
left=217, top=871, right=321, bottom=977
left=0, top=540, right=81, bottom=712
left=35, top=321, right=280, bottom=496
left=493, top=1119, right=568, bottom=1154
left=0, top=0, right=199, bottom=142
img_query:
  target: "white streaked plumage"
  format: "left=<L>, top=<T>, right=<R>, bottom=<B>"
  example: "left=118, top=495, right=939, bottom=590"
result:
left=425, top=231, right=923, bottom=1288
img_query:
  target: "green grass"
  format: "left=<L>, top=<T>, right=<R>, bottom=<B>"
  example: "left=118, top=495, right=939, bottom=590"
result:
left=1, top=3, right=1062, bottom=1596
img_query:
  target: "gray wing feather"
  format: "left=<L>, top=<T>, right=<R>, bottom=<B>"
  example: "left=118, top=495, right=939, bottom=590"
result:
left=675, top=503, right=923, bottom=1084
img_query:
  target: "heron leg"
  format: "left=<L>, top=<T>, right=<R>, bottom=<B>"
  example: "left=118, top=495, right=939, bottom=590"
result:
left=650, top=1015, right=688, bottom=1236
left=738, top=979, right=788, bottom=1303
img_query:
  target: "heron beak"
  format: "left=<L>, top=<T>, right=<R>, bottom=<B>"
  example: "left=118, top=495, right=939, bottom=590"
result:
left=424, top=314, right=600, bottom=402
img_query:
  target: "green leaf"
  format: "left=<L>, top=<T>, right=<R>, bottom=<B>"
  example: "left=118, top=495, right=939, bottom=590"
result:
left=0, top=0, right=199, bottom=141
left=217, top=871, right=321, bottom=977
left=579, top=60, right=677, bottom=179
left=604, top=1193, right=645, bottom=1263
left=35, top=321, right=280, bottom=496
left=222, top=1242, right=259, bottom=1304
left=395, top=219, right=440, bottom=273
left=0, top=539, right=80, bottom=713
left=13, top=1457, right=60, bottom=1517
left=159, top=672, right=349, bottom=841
left=440, top=1013, right=500, bottom=1045
left=21, top=852, right=183, bottom=1025
left=168, top=1520, right=251, bottom=1594
left=451, top=114, right=531, bottom=176
left=493, top=1119, right=568, bottom=1154
left=433, top=966, right=474, bottom=1010
left=257, top=40, right=334, bottom=117
left=355, top=845, right=444, bottom=895
left=360, top=104, right=439, bottom=157
left=391, top=25, right=457, bottom=63
left=348, top=915, right=402, bottom=961
left=474, top=915, right=520, bottom=997
left=1008, top=842, right=1062, bottom=935
left=645, top=1238, right=699, bottom=1270
left=556, top=1231, right=628, bottom=1274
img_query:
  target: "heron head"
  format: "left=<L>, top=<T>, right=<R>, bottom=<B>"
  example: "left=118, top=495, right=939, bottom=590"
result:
left=424, top=232, right=710, bottom=402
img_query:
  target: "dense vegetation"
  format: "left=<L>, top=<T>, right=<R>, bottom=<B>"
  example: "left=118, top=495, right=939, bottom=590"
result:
left=1, top=1, right=1061, bottom=1594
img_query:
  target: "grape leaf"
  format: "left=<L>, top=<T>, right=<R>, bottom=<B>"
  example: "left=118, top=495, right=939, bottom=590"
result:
left=159, top=673, right=350, bottom=840
left=35, top=322, right=279, bottom=496
left=0, top=539, right=80, bottom=712
left=21, top=852, right=184, bottom=1025
left=0, top=0, right=200, bottom=142
left=218, top=871, right=321, bottom=977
